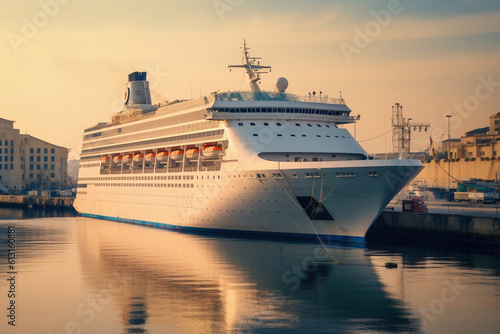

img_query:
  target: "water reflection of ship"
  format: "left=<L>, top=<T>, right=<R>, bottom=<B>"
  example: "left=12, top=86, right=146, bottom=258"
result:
left=77, top=218, right=419, bottom=333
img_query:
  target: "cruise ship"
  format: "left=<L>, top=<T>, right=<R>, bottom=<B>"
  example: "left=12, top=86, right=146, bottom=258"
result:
left=74, top=42, right=423, bottom=243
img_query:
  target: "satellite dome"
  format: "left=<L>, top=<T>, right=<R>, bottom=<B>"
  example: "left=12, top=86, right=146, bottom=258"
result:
left=275, top=77, right=288, bottom=92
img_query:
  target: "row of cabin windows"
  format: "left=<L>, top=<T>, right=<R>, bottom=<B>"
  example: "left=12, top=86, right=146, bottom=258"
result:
left=0, top=141, right=14, bottom=146
left=212, top=107, right=347, bottom=116
left=0, top=156, right=14, bottom=162
left=29, top=148, right=56, bottom=154
left=238, top=122, right=332, bottom=128
left=0, top=148, right=14, bottom=154
left=253, top=133, right=349, bottom=139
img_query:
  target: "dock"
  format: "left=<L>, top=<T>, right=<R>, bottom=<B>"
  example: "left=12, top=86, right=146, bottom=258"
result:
left=0, top=195, right=75, bottom=209
left=367, top=210, right=500, bottom=247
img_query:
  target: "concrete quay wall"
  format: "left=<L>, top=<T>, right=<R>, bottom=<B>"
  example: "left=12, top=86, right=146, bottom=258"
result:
left=367, top=211, right=500, bottom=247
left=0, top=195, right=74, bottom=209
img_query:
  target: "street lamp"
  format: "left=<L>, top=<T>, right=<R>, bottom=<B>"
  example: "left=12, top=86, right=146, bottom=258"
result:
left=446, top=115, right=452, bottom=194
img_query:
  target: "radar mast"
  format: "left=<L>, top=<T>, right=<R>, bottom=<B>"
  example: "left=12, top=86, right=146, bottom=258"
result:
left=228, top=40, right=271, bottom=92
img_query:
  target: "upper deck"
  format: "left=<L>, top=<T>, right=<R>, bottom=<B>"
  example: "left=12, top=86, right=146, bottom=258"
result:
left=208, top=91, right=354, bottom=124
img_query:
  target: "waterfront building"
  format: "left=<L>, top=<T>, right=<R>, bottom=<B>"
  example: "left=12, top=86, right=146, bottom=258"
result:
left=451, top=112, right=500, bottom=159
left=0, top=117, right=70, bottom=194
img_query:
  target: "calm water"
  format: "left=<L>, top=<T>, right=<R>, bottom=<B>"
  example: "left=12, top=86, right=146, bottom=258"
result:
left=0, top=211, right=499, bottom=334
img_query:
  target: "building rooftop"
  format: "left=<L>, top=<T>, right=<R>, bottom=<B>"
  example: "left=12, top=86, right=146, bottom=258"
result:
left=440, top=138, right=461, bottom=143
left=465, top=126, right=489, bottom=136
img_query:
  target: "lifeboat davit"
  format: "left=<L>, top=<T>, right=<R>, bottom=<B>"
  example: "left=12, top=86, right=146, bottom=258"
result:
left=202, top=146, right=222, bottom=158
left=112, top=155, right=122, bottom=164
left=145, top=152, right=156, bottom=162
left=156, top=151, right=169, bottom=162
left=101, top=155, right=110, bottom=164
left=185, top=148, right=199, bottom=160
left=133, top=153, right=144, bottom=163
left=122, top=154, right=133, bottom=164
left=170, top=150, right=184, bottom=161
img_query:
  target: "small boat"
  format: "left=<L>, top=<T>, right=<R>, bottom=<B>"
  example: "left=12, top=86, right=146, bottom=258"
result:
left=202, top=146, right=222, bottom=158
left=122, top=154, right=133, bottom=164
left=185, top=148, right=199, bottom=160
left=156, top=151, right=169, bottom=162
left=170, top=150, right=184, bottom=161
left=145, top=152, right=156, bottom=162
left=101, top=155, right=110, bottom=164
left=112, top=155, right=122, bottom=164
left=133, top=153, right=144, bottom=163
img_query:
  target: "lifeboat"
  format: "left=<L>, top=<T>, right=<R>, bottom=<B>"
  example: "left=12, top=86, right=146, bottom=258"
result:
left=101, top=155, right=110, bottom=164
left=170, top=149, right=184, bottom=161
left=156, top=151, right=169, bottom=162
left=145, top=152, right=156, bottom=162
left=185, top=148, right=199, bottom=160
left=112, top=155, right=122, bottom=164
left=202, top=146, right=222, bottom=158
left=122, top=154, right=133, bottom=164
left=133, top=153, right=144, bottom=163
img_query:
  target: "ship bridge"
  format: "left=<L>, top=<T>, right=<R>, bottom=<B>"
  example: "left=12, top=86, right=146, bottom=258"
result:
left=206, top=91, right=354, bottom=124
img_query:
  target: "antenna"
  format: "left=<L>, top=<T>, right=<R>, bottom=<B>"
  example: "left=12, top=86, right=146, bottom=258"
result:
left=228, top=39, right=271, bottom=92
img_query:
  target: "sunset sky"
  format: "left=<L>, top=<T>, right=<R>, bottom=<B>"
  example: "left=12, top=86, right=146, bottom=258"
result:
left=1, top=0, right=499, bottom=159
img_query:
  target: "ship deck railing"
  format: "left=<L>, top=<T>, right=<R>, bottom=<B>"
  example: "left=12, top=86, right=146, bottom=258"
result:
left=214, top=91, right=345, bottom=105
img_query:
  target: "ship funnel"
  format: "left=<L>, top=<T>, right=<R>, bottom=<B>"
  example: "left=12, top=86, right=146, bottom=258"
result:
left=124, top=71, right=154, bottom=110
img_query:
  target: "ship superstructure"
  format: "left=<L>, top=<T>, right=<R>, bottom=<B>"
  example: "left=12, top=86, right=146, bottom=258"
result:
left=74, top=42, right=423, bottom=242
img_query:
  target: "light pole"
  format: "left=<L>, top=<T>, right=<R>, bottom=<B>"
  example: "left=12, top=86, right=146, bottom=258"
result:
left=407, top=118, right=412, bottom=159
left=446, top=115, right=451, bottom=193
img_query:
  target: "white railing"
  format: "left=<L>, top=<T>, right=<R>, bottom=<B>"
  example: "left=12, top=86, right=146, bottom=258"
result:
left=296, top=95, right=346, bottom=105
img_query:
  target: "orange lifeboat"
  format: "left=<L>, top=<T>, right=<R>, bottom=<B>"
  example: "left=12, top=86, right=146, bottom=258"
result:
left=185, top=148, right=199, bottom=160
left=170, top=149, right=184, bottom=161
left=156, top=151, right=169, bottom=162
left=202, top=146, right=222, bottom=158
left=133, top=153, right=144, bottom=163
left=122, top=154, right=133, bottom=164
left=101, top=155, right=110, bottom=164
left=112, top=155, right=122, bottom=164
left=145, top=152, right=156, bottom=162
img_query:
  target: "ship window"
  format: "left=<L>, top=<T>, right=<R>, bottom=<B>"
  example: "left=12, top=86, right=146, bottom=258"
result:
left=263, top=123, right=269, bottom=126
left=253, top=134, right=258, bottom=136
left=326, top=125, right=330, bottom=128
left=342, top=136, right=345, bottom=138
left=302, top=134, right=306, bottom=137
left=291, top=134, right=296, bottom=137
left=238, top=123, right=243, bottom=126
left=277, top=134, right=282, bottom=137
left=307, top=124, right=312, bottom=127
left=316, top=135, right=321, bottom=137
left=317, top=124, right=322, bottom=127
left=250, top=123, right=256, bottom=126
left=335, top=136, right=339, bottom=138
left=295, top=123, right=300, bottom=126
left=276, top=123, right=282, bottom=126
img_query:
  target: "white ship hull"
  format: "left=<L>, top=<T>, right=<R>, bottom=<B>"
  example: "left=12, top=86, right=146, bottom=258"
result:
left=75, top=159, right=422, bottom=243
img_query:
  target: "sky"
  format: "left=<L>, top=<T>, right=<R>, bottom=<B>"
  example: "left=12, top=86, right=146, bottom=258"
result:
left=1, top=0, right=500, bottom=159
